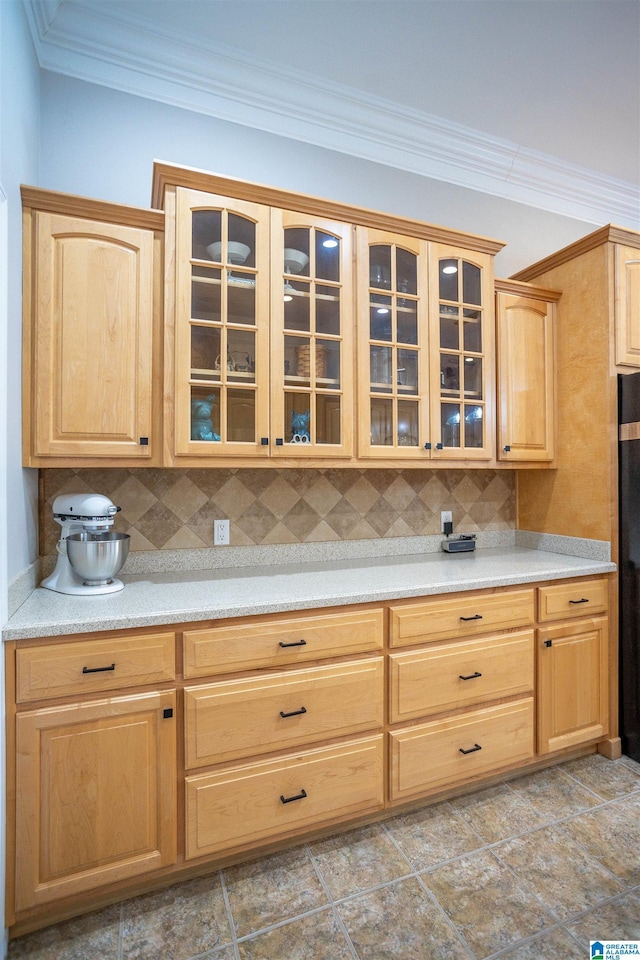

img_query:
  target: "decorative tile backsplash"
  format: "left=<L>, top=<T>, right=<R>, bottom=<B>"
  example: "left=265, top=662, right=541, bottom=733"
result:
left=41, top=468, right=515, bottom=556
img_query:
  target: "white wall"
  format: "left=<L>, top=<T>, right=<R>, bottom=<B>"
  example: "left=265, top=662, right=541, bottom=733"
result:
left=1, top=3, right=41, bottom=955
left=39, top=72, right=599, bottom=279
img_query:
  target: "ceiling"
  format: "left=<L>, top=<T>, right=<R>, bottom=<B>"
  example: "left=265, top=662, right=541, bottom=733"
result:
left=24, top=0, right=640, bottom=226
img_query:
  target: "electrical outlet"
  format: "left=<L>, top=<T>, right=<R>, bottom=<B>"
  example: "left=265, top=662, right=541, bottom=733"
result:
left=441, top=510, right=453, bottom=533
left=214, top=519, right=230, bottom=546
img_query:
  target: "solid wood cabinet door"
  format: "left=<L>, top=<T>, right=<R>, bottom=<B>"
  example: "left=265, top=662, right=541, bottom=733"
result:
left=615, top=243, right=640, bottom=367
left=496, top=289, right=556, bottom=462
left=537, top=616, right=609, bottom=754
left=14, top=690, right=177, bottom=910
left=29, top=212, right=156, bottom=460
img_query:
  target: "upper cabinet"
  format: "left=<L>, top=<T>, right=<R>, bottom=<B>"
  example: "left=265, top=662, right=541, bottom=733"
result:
left=614, top=243, right=640, bottom=368
left=430, top=245, right=495, bottom=461
left=495, top=279, right=560, bottom=463
left=22, top=166, right=510, bottom=468
left=22, top=188, right=164, bottom=467
left=355, top=234, right=495, bottom=460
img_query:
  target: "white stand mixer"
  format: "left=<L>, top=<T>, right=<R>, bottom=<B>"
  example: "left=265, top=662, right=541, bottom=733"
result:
left=41, top=493, right=128, bottom=596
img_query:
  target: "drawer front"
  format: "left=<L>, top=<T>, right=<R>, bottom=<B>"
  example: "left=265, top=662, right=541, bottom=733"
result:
left=389, top=589, right=534, bottom=648
left=185, top=734, right=384, bottom=859
left=16, top=632, right=176, bottom=702
left=389, top=630, right=534, bottom=723
left=538, top=578, right=608, bottom=622
left=389, top=699, right=534, bottom=801
left=185, top=657, right=384, bottom=768
left=183, top=608, right=384, bottom=679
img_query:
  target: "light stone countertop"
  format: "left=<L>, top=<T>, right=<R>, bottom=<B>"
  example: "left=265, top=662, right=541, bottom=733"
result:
left=2, top=546, right=616, bottom=641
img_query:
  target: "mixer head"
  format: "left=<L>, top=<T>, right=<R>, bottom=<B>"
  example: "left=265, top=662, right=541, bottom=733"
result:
left=51, top=493, right=120, bottom=531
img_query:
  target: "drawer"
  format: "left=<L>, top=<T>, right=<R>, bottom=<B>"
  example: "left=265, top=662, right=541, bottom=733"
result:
left=389, top=699, right=534, bottom=801
left=183, top=608, right=384, bottom=679
left=389, top=589, right=534, bottom=648
left=184, top=657, right=384, bottom=768
left=538, top=578, right=608, bottom=622
left=16, top=632, right=176, bottom=702
left=185, top=734, right=384, bottom=859
left=389, top=630, right=534, bottom=723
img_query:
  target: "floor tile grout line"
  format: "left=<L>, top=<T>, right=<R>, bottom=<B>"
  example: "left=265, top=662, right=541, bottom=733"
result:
left=304, top=842, right=362, bottom=960
left=217, top=869, right=241, bottom=959
left=379, top=820, right=478, bottom=959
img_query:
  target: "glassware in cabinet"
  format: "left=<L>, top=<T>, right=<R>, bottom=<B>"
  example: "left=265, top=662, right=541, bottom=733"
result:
left=357, top=229, right=430, bottom=457
left=174, top=189, right=270, bottom=456
left=429, top=245, right=495, bottom=460
left=270, top=213, right=354, bottom=457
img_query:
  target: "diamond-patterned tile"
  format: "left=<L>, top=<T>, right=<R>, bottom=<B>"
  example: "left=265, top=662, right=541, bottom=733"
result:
left=160, top=476, right=209, bottom=523
left=40, top=467, right=515, bottom=553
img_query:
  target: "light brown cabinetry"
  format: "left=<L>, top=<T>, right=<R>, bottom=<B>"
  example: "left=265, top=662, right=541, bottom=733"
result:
left=614, top=243, right=640, bottom=367
left=495, top=279, right=559, bottom=462
left=536, top=579, right=609, bottom=754
left=6, top=575, right=612, bottom=938
left=387, top=587, right=536, bottom=803
left=21, top=188, right=164, bottom=466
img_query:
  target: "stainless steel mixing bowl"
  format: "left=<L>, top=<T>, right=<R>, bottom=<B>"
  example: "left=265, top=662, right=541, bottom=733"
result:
left=66, top=532, right=130, bottom=585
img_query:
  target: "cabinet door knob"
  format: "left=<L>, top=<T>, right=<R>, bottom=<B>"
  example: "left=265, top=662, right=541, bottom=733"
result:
left=163, top=707, right=174, bottom=719
left=544, top=640, right=553, bottom=647
left=275, top=438, right=284, bottom=446
left=139, top=437, right=149, bottom=446
left=436, top=442, right=444, bottom=450
left=503, top=445, right=511, bottom=452
left=260, top=437, right=269, bottom=446
left=424, top=442, right=432, bottom=450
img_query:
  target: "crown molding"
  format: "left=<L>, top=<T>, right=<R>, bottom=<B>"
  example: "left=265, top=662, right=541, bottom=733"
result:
left=23, top=0, right=640, bottom=229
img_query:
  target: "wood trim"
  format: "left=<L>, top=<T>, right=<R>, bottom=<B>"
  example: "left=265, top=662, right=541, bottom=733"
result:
left=21, top=185, right=165, bottom=233
left=511, top=224, right=640, bottom=282
left=620, top=421, right=640, bottom=441
left=151, top=161, right=505, bottom=256
left=494, top=277, right=562, bottom=301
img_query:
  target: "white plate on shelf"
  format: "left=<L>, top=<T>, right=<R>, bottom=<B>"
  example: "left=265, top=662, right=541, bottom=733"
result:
left=284, top=248, right=309, bottom=274
left=206, top=241, right=251, bottom=265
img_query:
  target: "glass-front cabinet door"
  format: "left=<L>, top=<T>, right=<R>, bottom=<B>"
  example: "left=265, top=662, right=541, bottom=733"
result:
left=357, top=229, right=430, bottom=458
left=174, top=189, right=270, bottom=457
left=270, top=212, right=353, bottom=458
left=429, top=244, right=494, bottom=460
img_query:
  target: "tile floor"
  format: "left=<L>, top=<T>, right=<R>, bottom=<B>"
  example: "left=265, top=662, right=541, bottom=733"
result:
left=8, top=753, right=640, bottom=960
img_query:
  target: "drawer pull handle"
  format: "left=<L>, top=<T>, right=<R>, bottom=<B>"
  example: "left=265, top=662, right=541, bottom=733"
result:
left=280, top=788, right=307, bottom=804
left=279, top=639, right=307, bottom=648
left=569, top=598, right=589, bottom=604
left=279, top=706, right=307, bottom=718
left=459, top=743, right=482, bottom=755
left=460, top=614, right=483, bottom=622
left=459, top=671, right=482, bottom=681
left=82, top=663, right=115, bottom=674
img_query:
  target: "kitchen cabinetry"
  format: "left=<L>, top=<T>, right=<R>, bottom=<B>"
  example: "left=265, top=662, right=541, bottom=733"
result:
left=167, top=186, right=354, bottom=462
left=181, top=607, right=385, bottom=862
left=10, top=631, right=177, bottom=914
left=5, top=574, right=613, bottom=938
left=495, top=279, right=559, bottom=462
left=154, top=161, right=504, bottom=467
left=615, top=243, right=640, bottom=367
left=21, top=187, right=164, bottom=466
left=387, top=588, right=535, bottom=802
left=537, top=579, right=609, bottom=753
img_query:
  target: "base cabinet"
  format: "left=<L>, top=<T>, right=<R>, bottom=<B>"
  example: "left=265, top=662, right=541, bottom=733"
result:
left=185, top=735, right=384, bottom=860
left=6, top=573, right=613, bottom=937
left=14, top=690, right=177, bottom=912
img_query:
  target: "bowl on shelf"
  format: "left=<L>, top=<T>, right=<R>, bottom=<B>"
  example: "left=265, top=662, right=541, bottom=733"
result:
left=205, top=241, right=251, bottom=265
left=283, top=248, right=309, bottom=274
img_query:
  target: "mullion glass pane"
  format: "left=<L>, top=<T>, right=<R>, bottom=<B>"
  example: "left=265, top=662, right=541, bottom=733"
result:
left=371, top=346, right=392, bottom=392
left=190, top=387, right=221, bottom=441
left=397, top=301, right=418, bottom=344
left=316, top=231, right=340, bottom=282
left=286, top=393, right=312, bottom=444
left=463, top=310, right=482, bottom=352
left=463, top=357, right=483, bottom=398
left=397, top=400, right=418, bottom=447
left=284, top=281, right=310, bottom=332
left=227, top=389, right=255, bottom=442
left=191, top=326, right=221, bottom=380
left=439, top=259, right=459, bottom=301
left=316, top=394, right=341, bottom=444
left=228, top=274, right=255, bottom=326
left=441, top=354, right=460, bottom=395
left=464, top=404, right=483, bottom=448
left=227, top=215, right=255, bottom=267
left=396, top=248, right=417, bottom=295
left=193, top=211, right=222, bottom=261
left=370, top=296, right=392, bottom=340
left=192, top=273, right=221, bottom=322
left=370, top=398, right=393, bottom=445
left=397, top=349, right=418, bottom=395
left=463, top=262, right=481, bottom=306
left=440, top=307, right=460, bottom=350
left=441, top=402, right=461, bottom=448
left=284, top=228, right=310, bottom=276
left=316, top=285, right=340, bottom=336
left=370, top=245, right=392, bottom=289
